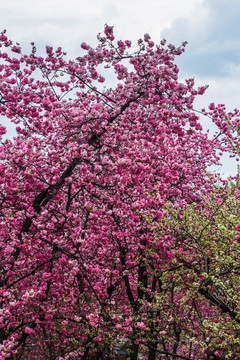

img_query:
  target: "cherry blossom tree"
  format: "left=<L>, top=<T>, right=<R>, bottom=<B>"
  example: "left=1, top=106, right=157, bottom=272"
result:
left=0, top=26, right=240, bottom=360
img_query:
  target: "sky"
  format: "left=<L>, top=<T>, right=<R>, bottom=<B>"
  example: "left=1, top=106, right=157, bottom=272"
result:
left=1, top=0, right=240, bottom=176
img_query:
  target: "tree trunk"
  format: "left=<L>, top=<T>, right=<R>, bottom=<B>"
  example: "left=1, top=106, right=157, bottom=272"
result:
left=148, top=346, right=156, bottom=360
left=128, top=342, right=139, bottom=360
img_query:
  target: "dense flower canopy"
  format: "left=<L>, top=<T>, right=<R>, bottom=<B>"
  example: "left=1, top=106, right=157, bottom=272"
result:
left=0, top=26, right=240, bottom=360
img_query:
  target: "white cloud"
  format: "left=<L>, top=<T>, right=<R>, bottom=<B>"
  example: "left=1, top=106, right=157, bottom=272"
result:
left=161, top=0, right=240, bottom=77
left=0, top=0, right=202, bottom=53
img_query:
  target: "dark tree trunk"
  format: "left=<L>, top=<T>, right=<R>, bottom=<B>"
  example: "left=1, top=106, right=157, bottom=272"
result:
left=128, top=342, right=139, bottom=360
left=148, top=346, right=157, bottom=360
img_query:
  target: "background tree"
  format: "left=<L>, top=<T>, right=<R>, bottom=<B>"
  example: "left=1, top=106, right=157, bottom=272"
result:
left=142, top=181, right=240, bottom=360
left=0, top=26, right=239, bottom=359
